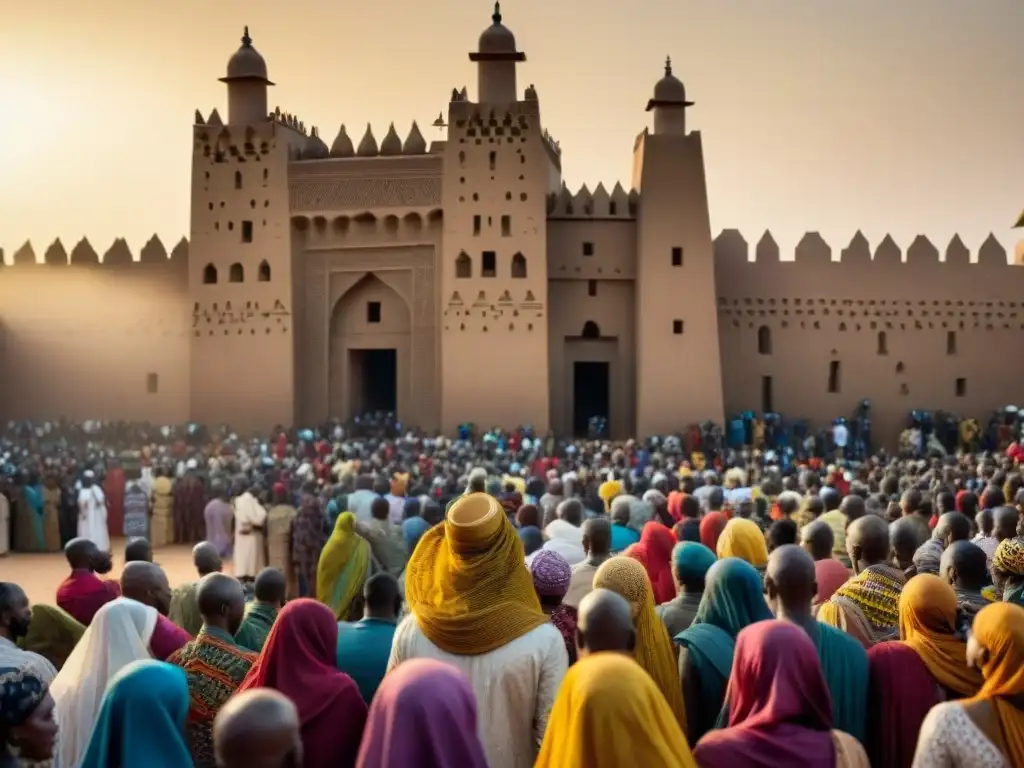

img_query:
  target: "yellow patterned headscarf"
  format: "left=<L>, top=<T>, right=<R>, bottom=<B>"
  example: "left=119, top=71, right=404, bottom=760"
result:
left=592, top=557, right=687, bottom=730
left=716, top=518, right=769, bottom=569
left=535, top=653, right=696, bottom=768
left=405, top=493, right=546, bottom=655
left=993, top=537, right=1024, bottom=576
left=316, top=512, right=371, bottom=620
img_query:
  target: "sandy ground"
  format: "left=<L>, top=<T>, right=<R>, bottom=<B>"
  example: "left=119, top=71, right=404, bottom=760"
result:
left=0, top=539, right=235, bottom=605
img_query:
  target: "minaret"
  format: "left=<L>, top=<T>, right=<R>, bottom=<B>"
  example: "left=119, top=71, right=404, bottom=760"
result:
left=468, top=2, right=525, bottom=103
left=646, top=56, right=693, bottom=136
left=219, top=26, right=274, bottom=125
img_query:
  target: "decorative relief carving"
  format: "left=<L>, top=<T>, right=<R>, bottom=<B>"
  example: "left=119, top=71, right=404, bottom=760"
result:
left=191, top=300, right=291, bottom=336
left=290, top=177, right=442, bottom=212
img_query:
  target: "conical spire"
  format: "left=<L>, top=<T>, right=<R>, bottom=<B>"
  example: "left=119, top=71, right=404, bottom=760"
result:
left=330, top=124, right=354, bottom=157
left=356, top=124, right=378, bottom=157
left=379, top=123, right=402, bottom=156
left=403, top=121, right=427, bottom=154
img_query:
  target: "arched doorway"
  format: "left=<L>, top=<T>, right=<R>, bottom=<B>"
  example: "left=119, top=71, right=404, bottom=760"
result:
left=329, top=274, right=411, bottom=419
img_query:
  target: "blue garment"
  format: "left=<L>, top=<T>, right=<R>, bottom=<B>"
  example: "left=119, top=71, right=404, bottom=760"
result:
left=335, top=618, right=398, bottom=703
left=326, top=498, right=342, bottom=529
left=78, top=660, right=192, bottom=768
left=402, top=517, right=430, bottom=556
left=24, top=485, right=44, bottom=551
left=610, top=523, right=640, bottom=553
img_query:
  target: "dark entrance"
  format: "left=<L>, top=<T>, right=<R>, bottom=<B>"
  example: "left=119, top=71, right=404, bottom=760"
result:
left=573, top=361, right=610, bottom=437
left=349, top=348, right=397, bottom=415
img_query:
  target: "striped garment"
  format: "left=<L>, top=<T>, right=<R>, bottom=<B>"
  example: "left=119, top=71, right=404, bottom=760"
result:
left=167, top=626, right=257, bottom=768
left=833, top=563, right=906, bottom=632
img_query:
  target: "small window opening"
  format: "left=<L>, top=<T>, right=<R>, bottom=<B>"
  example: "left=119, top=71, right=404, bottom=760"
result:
left=947, top=330, right=957, bottom=355
left=488, top=151, right=496, bottom=171
left=956, top=378, right=967, bottom=397
left=761, top=376, right=773, bottom=413
left=511, top=253, right=526, bottom=278
left=582, top=242, right=594, bottom=257
left=671, top=247, right=683, bottom=267
left=587, top=280, right=597, bottom=297
left=757, top=325, right=772, bottom=355
left=241, top=221, right=253, bottom=243
left=203, top=264, right=218, bottom=284
left=367, top=302, right=381, bottom=323
left=481, top=251, right=496, bottom=277
left=828, top=361, right=841, bottom=393
left=877, top=331, right=888, bottom=355
left=501, top=215, right=511, bottom=236
left=581, top=321, right=600, bottom=339
left=473, top=215, right=481, bottom=236
left=673, top=319, right=684, bottom=335
left=234, top=171, right=242, bottom=190
left=146, top=373, right=159, bottom=394
left=258, top=260, right=271, bottom=282
left=455, top=253, right=472, bottom=278
left=229, top=263, right=244, bottom=283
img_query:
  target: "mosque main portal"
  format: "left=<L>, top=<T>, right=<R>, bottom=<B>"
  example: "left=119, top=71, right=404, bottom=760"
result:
left=349, top=348, right=398, bottom=416
left=572, top=361, right=610, bottom=437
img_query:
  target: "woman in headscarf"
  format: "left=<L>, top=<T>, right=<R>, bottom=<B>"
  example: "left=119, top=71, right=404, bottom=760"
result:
left=592, top=556, right=687, bottom=729
left=529, top=550, right=577, bottom=664
left=292, top=490, right=329, bottom=598
left=656, top=541, right=716, bottom=637
left=237, top=599, right=367, bottom=768
left=535, top=652, right=697, bottom=768
left=627, top=522, right=677, bottom=604
left=990, top=536, right=1024, bottom=604
left=666, top=490, right=687, bottom=523
left=542, top=518, right=585, bottom=565
left=78, top=659, right=192, bottom=768
left=518, top=525, right=544, bottom=561
left=50, top=597, right=159, bottom=768
left=402, top=516, right=431, bottom=557
left=356, top=659, right=488, bottom=768
left=17, top=603, right=85, bottom=670
left=693, top=621, right=869, bottom=768
left=676, top=557, right=773, bottom=742
left=898, top=573, right=982, bottom=699
left=913, top=602, right=1024, bottom=766
left=0, top=658, right=57, bottom=765
left=699, top=510, right=728, bottom=553
left=716, top=517, right=769, bottom=570
left=866, top=642, right=940, bottom=768
left=391, top=493, right=568, bottom=768
left=316, top=512, right=372, bottom=621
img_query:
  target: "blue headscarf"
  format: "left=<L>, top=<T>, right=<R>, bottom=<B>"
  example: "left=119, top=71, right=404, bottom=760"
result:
left=518, top=525, right=543, bottom=556
left=402, top=517, right=431, bottom=556
left=671, top=541, right=716, bottom=585
left=78, top=660, right=192, bottom=768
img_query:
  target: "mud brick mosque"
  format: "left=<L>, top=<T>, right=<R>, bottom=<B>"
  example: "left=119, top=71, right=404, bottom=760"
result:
left=1, top=4, right=1022, bottom=449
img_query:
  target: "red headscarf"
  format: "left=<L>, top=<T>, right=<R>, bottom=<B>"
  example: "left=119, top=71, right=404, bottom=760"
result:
left=627, top=522, right=677, bottom=603
left=666, top=491, right=686, bottom=523
left=237, top=599, right=368, bottom=768
left=693, top=621, right=835, bottom=767
left=865, top=641, right=938, bottom=768
left=700, top=511, right=729, bottom=553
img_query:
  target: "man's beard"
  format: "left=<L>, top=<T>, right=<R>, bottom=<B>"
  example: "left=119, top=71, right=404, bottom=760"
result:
left=9, top=617, right=30, bottom=640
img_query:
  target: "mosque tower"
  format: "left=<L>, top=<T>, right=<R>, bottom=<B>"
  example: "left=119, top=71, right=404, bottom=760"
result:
left=220, top=26, right=274, bottom=126
left=188, top=28, right=295, bottom=428
left=438, top=3, right=551, bottom=432
left=631, top=57, right=725, bottom=434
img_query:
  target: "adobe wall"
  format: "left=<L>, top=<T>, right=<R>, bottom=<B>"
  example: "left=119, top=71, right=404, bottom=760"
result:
left=0, top=237, right=190, bottom=424
left=714, top=229, right=1020, bottom=449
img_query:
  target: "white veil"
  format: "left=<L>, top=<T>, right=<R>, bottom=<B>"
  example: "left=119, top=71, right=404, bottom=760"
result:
left=50, top=598, right=158, bottom=768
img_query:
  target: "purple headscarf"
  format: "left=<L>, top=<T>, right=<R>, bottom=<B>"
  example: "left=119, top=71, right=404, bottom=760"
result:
left=529, top=550, right=572, bottom=598
left=693, top=620, right=837, bottom=768
left=355, top=659, right=488, bottom=768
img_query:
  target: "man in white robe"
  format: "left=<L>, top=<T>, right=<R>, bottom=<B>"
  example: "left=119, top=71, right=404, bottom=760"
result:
left=77, top=470, right=110, bottom=553
left=233, top=488, right=268, bottom=580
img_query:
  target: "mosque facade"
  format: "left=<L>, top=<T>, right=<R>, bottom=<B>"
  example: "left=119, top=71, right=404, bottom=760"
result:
left=2, top=6, right=1023, bottom=449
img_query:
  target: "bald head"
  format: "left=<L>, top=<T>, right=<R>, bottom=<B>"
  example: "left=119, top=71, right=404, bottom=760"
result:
left=120, top=561, right=172, bottom=615
left=934, top=512, right=971, bottom=546
left=800, top=520, right=834, bottom=561
left=581, top=517, right=611, bottom=557
left=994, top=506, right=1018, bottom=542
left=556, top=498, right=584, bottom=527
left=846, top=514, right=890, bottom=572
left=890, top=516, right=928, bottom=571
left=575, top=588, right=635, bottom=657
left=214, top=689, right=302, bottom=768
left=765, top=544, right=817, bottom=618
left=193, top=541, right=224, bottom=576
left=253, top=568, right=287, bottom=608
left=65, top=537, right=109, bottom=572
left=610, top=496, right=631, bottom=526
left=840, top=495, right=866, bottom=522
left=197, top=573, right=246, bottom=635
left=941, top=540, right=988, bottom=591
left=124, top=537, right=152, bottom=564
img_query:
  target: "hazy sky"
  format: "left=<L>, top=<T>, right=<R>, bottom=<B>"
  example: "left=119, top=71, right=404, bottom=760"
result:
left=0, top=0, right=1020, bottom=261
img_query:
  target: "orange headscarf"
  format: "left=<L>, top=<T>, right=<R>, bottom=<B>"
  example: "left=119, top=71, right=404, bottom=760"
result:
left=964, top=602, right=1024, bottom=765
left=700, top=511, right=728, bottom=552
left=898, top=574, right=982, bottom=697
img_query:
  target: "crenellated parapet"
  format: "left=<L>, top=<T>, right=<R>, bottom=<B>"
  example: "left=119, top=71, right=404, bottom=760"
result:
left=296, top=122, right=431, bottom=161
left=2, top=236, right=188, bottom=268
left=547, top=182, right=637, bottom=219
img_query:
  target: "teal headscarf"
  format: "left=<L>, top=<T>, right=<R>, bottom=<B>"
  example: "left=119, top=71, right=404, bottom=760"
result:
left=78, top=660, right=192, bottom=768
left=672, top=542, right=716, bottom=585
left=676, top=557, right=773, bottom=742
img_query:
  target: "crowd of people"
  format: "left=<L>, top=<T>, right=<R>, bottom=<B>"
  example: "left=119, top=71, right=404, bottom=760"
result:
left=2, top=416, right=1024, bottom=766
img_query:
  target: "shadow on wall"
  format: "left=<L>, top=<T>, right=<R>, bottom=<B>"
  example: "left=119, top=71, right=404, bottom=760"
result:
left=0, top=236, right=190, bottom=423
